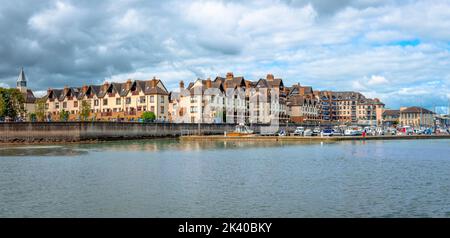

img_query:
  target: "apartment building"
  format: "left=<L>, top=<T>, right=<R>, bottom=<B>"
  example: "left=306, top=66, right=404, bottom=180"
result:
left=172, top=78, right=225, bottom=123
left=45, top=77, right=169, bottom=121
left=399, top=106, right=435, bottom=127
left=317, top=91, right=384, bottom=125
left=248, top=74, right=287, bottom=124
left=169, top=73, right=287, bottom=124
left=285, top=83, right=320, bottom=123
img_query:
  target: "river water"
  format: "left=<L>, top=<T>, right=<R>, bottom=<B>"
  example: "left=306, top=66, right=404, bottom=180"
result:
left=0, top=139, right=449, bottom=217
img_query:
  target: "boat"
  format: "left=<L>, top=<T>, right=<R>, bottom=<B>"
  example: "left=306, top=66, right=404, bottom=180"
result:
left=226, top=124, right=254, bottom=137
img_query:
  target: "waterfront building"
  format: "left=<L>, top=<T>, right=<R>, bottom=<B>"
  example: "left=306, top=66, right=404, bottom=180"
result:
left=169, top=73, right=287, bottom=124
left=286, top=83, right=320, bottom=123
left=316, top=91, right=384, bottom=125
left=16, top=68, right=36, bottom=118
left=173, top=78, right=225, bottom=123
left=45, top=77, right=169, bottom=121
left=381, top=109, right=400, bottom=127
left=214, top=72, right=247, bottom=124
left=399, top=106, right=435, bottom=127
left=248, top=74, right=287, bottom=124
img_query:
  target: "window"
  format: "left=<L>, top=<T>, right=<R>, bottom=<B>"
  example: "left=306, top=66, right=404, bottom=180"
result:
left=55, top=102, right=60, bottom=109
left=160, top=96, right=164, bottom=103
left=73, top=101, right=78, bottom=108
left=160, top=106, right=164, bottom=114
left=150, top=96, right=154, bottom=103
left=116, top=98, right=121, bottom=105
left=140, top=96, right=146, bottom=104
left=45, top=104, right=49, bottom=110
left=63, top=102, right=67, bottom=108
left=103, top=99, right=108, bottom=106
left=151, top=106, right=155, bottom=112
left=126, top=97, right=131, bottom=104
left=94, top=100, right=99, bottom=106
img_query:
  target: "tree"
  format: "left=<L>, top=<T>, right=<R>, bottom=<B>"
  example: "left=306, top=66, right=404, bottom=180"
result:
left=29, top=113, right=37, bottom=122
left=141, top=111, right=156, bottom=122
left=35, top=98, right=46, bottom=122
left=59, top=109, right=70, bottom=122
left=0, top=88, right=25, bottom=120
left=80, top=100, right=91, bottom=121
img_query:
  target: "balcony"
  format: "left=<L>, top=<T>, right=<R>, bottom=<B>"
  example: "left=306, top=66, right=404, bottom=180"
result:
left=125, top=111, right=137, bottom=116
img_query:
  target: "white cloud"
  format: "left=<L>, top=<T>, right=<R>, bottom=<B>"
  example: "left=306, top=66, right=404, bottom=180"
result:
left=0, top=82, right=10, bottom=88
left=367, top=75, right=388, bottom=85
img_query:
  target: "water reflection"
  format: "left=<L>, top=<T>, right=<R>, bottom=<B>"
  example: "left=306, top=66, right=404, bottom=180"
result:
left=71, top=139, right=342, bottom=153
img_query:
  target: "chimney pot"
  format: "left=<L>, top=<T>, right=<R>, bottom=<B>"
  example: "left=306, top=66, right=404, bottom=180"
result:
left=206, top=79, right=212, bottom=89
left=226, top=72, right=234, bottom=79
left=179, top=80, right=185, bottom=90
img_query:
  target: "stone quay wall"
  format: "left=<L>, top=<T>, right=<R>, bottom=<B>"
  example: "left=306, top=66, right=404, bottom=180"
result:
left=0, top=122, right=266, bottom=143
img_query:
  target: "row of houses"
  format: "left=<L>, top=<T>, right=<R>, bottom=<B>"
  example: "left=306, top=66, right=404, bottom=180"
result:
left=41, top=72, right=387, bottom=125
left=14, top=68, right=447, bottom=127
left=45, top=78, right=169, bottom=121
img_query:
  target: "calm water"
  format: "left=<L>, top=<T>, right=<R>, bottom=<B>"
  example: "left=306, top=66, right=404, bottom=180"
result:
left=0, top=139, right=450, bottom=218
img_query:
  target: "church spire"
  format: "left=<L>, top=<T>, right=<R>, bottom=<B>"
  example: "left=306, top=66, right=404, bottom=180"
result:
left=17, top=67, right=27, bottom=93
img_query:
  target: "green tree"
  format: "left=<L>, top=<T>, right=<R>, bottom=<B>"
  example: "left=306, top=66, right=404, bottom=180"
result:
left=80, top=100, right=91, bottom=121
left=35, top=98, right=46, bottom=122
left=59, top=109, right=70, bottom=122
left=29, top=113, right=37, bottom=122
left=141, top=111, right=156, bottom=122
left=0, top=88, right=25, bottom=120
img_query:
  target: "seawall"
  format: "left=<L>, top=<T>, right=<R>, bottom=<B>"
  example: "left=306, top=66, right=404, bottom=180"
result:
left=0, top=122, right=243, bottom=143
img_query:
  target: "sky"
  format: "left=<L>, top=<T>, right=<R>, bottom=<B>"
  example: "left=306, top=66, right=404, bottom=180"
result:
left=0, top=0, right=449, bottom=111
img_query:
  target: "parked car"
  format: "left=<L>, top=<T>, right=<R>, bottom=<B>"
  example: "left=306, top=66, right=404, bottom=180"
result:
left=303, top=129, right=313, bottom=136
left=322, top=129, right=334, bottom=136
left=344, top=128, right=362, bottom=136
left=293, top=127, right=305, bottom=136
left=278, top=129, right=287, bottom=136
left=333, top=130, right=343, bottom=136
left=312, top=127, right=321, bottom=136
left=399, top=126, right=414, bottom=135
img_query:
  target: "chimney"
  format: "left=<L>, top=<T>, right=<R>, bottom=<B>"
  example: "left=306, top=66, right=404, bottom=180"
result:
left=179, top=80, right=185, bottom=90
left=82, top=85, right=88, bottom=93
left=400, top=107, right=407, bottom=111
left=47, top=88, right=52, bottom=95
left=63, top=85, right=69, bottom=95
left=300, top=87, right=305, bottom=95
left=266, top=74, right=274, bottom=81
left=206, top=78, right=212, bottom=89
left=125, top=79, right=132, bottom=90
left=226, top=72, right=234, bottom=79
left=151, top=79, right=157, bottom=88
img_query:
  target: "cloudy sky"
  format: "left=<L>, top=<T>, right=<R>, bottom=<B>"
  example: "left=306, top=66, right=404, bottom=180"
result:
left=0, top=0, right=449, bottom=111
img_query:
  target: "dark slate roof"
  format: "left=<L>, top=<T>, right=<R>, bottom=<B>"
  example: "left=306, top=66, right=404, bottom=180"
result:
left=24, top=89, right=36, bottom=103
left=382, top=109, right=400, bottom=117
left=187, top=79, right=224, bottom=96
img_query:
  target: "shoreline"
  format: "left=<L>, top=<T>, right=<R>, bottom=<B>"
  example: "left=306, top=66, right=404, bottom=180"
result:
left=1, top=134, right=450, bottom=145
left=180, top=134, right=450, bottom=142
